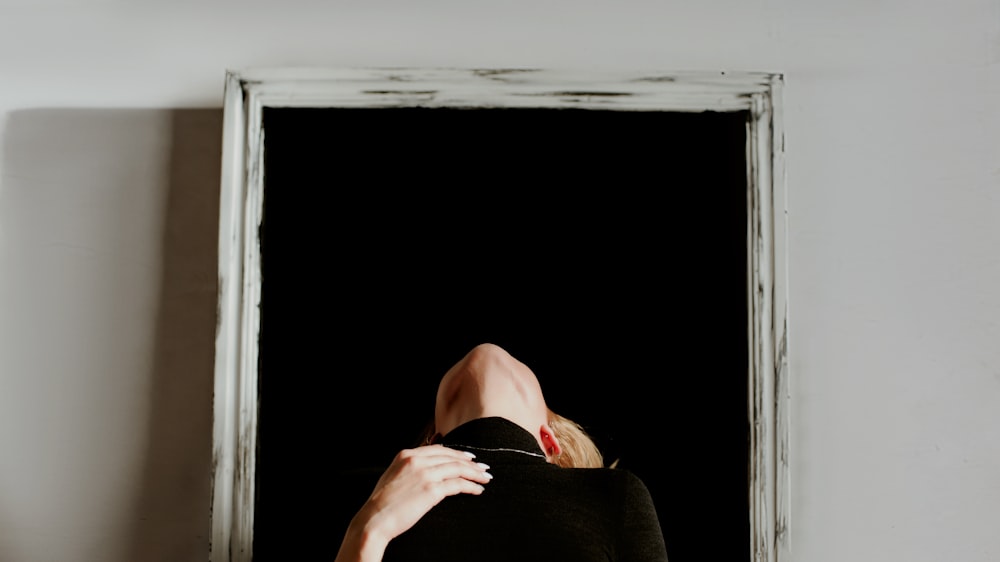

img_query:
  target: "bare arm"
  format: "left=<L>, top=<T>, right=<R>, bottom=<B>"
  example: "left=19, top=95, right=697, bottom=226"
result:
left=334, top=445, right=493, bottom=562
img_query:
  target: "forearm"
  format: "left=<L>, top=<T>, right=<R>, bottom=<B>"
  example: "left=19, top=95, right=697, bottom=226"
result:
left=334, top=512, right=390, bottom=562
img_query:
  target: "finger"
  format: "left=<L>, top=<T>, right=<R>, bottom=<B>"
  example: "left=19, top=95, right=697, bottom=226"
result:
left=414, top=444, right=480, bottom=461
left=392, top=446, right=475, bottom=467
left=375, top=454, right=491, bottom=493
left=392, top=447, right=485, bottom=473
left=435, top=477, right=488, bottom=498
left=423, top=459, right=494, bottom=485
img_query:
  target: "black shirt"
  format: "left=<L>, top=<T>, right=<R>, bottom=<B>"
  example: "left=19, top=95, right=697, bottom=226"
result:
left=383, top=416, right=669, bottom=562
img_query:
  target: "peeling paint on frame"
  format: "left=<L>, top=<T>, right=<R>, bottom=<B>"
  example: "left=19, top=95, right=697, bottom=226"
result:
left=210, top=67, right=789, bottom=562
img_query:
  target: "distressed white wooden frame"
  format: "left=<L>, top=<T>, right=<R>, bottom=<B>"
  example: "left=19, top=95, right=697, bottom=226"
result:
left=210, top=67, right=789, bottom=562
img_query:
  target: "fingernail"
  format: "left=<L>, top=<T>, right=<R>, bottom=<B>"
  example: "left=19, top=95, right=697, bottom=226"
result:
left=482, top=471, right=493, bottom=480
left=463, top=451, right=476, bottom=458
left=475, top=462, right=490, bottom=470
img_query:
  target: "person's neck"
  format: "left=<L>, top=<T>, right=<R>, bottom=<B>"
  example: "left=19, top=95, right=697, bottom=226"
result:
left=437, top=389, right=546, bottom=452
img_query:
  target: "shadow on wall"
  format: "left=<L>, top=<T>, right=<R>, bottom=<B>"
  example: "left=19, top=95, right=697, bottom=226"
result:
left=0, top=109, right=220, bottom=562
left=124, top=109, right=221, bottom=562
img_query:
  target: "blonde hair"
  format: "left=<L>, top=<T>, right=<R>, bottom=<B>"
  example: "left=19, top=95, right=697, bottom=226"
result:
left=416, top=411, right=605, bottom=469
left=547, top=410, right=604, bottom=469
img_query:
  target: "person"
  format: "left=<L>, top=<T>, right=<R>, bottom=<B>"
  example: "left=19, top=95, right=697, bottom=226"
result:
left=334, top=343, right=669, bottom=562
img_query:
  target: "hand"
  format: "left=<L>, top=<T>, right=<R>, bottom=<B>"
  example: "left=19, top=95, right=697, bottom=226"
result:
left=334, top=445, right=492, bottom=562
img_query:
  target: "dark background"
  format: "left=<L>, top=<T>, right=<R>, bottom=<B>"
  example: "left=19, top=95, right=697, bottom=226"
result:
left=253, top=106, right=749, bottom=560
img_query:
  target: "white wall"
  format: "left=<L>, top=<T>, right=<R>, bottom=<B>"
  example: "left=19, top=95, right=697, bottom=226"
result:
left=1, top=2, right=997, bottom=561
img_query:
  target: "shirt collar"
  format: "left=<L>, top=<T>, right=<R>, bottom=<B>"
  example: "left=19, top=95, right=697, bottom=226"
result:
left=438, top=416, right=548, bottom=463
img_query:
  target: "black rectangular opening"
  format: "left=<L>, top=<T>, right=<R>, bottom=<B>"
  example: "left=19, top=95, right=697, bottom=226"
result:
left=253, top=106, right=750, bottom=561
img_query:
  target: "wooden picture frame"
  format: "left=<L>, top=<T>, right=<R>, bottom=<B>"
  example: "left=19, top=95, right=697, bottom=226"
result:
left=209, top=67, right=789, bottom=562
